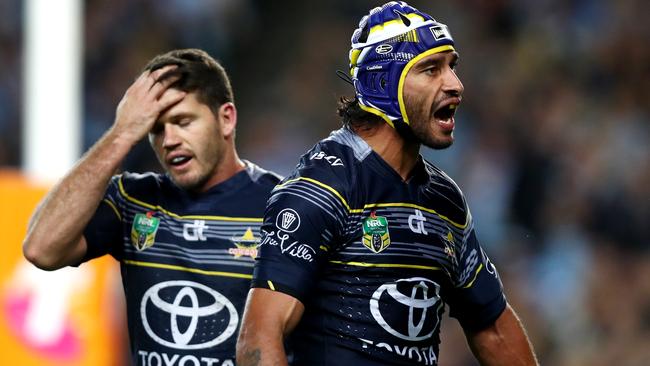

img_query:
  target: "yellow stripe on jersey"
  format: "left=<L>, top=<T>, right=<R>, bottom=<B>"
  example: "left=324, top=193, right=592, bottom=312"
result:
left=362, top=201, right=467, bottom=229
left=462, top=263, right=483, bottom=288
left=267, top=280, right=276, bottom=291
left=277, top=176, right=355, bottom=212
left=117, top=177, right=262, bottom=222
left=123, top=259, right=252, bottom=279
left=330, top=260, right=441, bottom=271
left=103, top=198, right=122, bottom=221
left=277, top=176, right=468, bottom=228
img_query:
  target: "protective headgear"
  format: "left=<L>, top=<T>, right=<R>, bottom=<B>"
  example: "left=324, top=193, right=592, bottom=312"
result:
left=349, top=1, right=455, bottom=128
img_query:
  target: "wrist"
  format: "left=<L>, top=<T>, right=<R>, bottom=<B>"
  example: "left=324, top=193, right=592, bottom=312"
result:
left=107, top=125, right=143, bottom=148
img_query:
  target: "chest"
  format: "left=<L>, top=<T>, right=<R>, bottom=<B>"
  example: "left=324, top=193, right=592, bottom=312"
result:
left=121, top=211, right=262, bottom=270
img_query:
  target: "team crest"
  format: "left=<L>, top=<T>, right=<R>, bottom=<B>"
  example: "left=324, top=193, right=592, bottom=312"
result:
left=443, top=231, right=455, bottom=257
left=229, top=227, right=260, bottom=259
left=362, top=211, right=391, bottom=253
left=130, top=211, right=160, bottom=251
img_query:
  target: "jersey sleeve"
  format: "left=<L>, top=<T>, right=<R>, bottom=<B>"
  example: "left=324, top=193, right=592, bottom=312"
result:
left=446, top=212, right=506, bottom=331
left=81, top=175, right=124, bottom=262
left=252, top=169, right=349, bottom=303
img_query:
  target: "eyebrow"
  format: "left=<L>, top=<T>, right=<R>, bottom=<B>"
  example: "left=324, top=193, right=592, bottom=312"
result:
left=167, top=111, right=196, bottom=123
left=416, top=52, right=459, bottom=69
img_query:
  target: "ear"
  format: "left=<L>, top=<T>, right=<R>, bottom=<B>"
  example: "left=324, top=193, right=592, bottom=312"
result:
left=218, top=102, right=237, bottom=138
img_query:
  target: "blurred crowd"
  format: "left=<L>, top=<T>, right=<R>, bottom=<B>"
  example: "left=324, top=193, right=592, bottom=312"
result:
left=1, top=0, right=648, bottom=365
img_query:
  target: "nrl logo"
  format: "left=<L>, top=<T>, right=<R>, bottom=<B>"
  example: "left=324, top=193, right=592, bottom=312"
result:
left=362, top=211, right=391, bottom=253
left=130, top=211, right=160, bottom=251
left=229, top=228, right=260, bottom=259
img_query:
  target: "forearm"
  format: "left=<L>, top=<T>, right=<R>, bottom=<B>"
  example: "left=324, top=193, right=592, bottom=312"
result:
left=467, top=304, right=538, bottom=366
left=23, top=127, right=134, bottom=269
left=23, top=65, right=185, bottom=270
left=236, top=328, right=288, bottom=366
left=237, top=288, right=304, bottom=366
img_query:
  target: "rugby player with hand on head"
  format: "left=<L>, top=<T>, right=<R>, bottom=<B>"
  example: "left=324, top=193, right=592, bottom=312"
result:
left=23, top=49, right=281, bottom=366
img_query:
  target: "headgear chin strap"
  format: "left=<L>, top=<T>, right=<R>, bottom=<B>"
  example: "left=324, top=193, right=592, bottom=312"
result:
left=349, top=1, right=455, bottom=128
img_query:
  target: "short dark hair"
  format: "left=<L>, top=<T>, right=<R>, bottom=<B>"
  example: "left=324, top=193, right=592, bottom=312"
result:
left=337, top=96, right=383, bottom=130
left=144, top=48, right=234, bottom=115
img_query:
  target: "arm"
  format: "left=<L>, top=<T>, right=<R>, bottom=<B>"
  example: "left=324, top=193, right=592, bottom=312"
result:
left=22, top=66, right=185, bottom=270
left=465, top=303, right=538, bottom=366
left=237, top=288, right=304, bottom=366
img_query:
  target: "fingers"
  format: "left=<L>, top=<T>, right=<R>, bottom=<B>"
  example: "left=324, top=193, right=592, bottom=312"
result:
left=157, top=88, right=186, bottom=112
left=150, top=64, right=176, bottom=80
left=129, top=65, right=177, bottom=97
left=113, top=65, right=185, bottom=142
left=146, top=65, right=177, bottom=89
left=149, top=69, right=182, bottom=100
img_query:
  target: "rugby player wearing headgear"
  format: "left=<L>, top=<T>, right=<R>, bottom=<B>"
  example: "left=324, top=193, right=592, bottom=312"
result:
left=23, top=49, right=281, bottom=366
left=237, top=2, right=538, bottom=365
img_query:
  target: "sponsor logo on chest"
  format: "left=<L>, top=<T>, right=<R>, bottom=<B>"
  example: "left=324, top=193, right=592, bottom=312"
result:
left=408, top=209, right=428, bottom=235
left=183, top=220, right=209, bottom=241
left=228, top=228, right=260, bottom=259
left=140, top=280, right=238, bottom=350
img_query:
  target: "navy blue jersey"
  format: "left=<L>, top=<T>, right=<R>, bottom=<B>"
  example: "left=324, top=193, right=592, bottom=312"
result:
left=252, top=128, right=505, bottom=366
left=81, top=161, right=280, bottom=366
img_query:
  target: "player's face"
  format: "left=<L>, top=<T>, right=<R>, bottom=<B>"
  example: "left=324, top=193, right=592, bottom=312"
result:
left=402, top=51, right=463, bottom=149
left=149, top=92, right=226, bottom=192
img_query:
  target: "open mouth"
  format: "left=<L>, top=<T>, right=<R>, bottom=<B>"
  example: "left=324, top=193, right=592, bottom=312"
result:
left=167, top=155, right=192, bottom=168
left=433, top=103, right=458, bottom=122
left=432, top=101, right=459, bottom=132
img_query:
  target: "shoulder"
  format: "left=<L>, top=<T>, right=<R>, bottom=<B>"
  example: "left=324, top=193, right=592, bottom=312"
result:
left=112, top=172, right=169, bottom=192
left=268, top=128, right=370, bottom=215
left=111, top=171, right=167, bottom=200
left=422, top=160, right=469, bottom=225
left=243, top=161, right=283, bottom=189
left=287, top=128, right=369, bottom=189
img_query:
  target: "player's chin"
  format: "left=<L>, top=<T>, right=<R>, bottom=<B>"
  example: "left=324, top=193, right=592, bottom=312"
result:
left=422, top=133, right=454, bottom=150
left=170, top=172, right=202, bottom=191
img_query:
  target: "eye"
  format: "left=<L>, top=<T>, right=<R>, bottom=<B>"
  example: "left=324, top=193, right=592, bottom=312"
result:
left=177, top=117, right=192, bottom=127
left=424, top=66, right=438, bottom=75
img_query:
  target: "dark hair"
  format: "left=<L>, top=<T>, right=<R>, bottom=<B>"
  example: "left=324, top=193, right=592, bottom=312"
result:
left=337, top=96, right=383, bottom=130
left=144, top=48, right=234, bottom=116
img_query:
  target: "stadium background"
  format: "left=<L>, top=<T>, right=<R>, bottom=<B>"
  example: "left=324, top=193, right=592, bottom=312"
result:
left=0, top=0, right=648, bottom=365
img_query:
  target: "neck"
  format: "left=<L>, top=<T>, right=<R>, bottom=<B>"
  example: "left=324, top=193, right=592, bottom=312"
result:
left=353, top=122, right=420, bottom=181
left=197, top=145, right=245, bottom=193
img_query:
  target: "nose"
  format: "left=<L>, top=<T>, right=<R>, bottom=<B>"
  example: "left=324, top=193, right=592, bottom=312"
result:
left=162, top=124, right=181, bottom=149
left=442, top=67, right=464, bottom=97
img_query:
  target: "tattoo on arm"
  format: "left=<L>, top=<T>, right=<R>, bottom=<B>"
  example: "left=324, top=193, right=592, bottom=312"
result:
left=238, top=349, right=261, bottom=366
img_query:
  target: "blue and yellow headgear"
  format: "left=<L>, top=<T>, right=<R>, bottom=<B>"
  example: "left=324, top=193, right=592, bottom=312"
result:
left=349, top=1, right=455, bottom=128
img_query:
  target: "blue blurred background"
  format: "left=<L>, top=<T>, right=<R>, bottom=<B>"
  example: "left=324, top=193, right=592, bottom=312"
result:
left=1, top=0, right=649, bottom=365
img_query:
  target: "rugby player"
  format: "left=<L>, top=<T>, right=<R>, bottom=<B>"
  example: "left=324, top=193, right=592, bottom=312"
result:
left=237, top=2, right=538, bottom=365
left=23, top=49, right=280, bottom=366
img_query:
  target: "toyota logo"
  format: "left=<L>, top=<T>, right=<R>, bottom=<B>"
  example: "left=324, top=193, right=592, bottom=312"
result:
left=140, top=280, right=238, bottom=350
left=369, top=277, right=442, bottom=341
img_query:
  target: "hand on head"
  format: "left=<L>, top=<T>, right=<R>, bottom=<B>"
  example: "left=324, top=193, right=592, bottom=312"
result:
left=113, top=65, right=186, bottom=144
